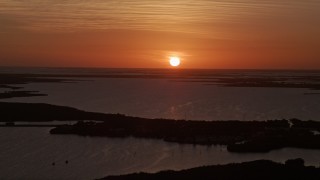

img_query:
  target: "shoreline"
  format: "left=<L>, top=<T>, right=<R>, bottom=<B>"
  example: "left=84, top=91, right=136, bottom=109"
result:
left=1, top=101, right=320, bottom=153
left=99, top=159, right=320, bottom=180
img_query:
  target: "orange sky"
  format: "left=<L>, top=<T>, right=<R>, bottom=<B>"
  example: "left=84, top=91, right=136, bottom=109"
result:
left=0, top=0, right=320, bottom=69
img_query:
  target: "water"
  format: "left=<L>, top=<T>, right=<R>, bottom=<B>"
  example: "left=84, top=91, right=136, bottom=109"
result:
left=1, top=127, right=320, bottom=180
left=1, top=68, right=320, bottom=179
left=2, top=73, right=320, bottom=121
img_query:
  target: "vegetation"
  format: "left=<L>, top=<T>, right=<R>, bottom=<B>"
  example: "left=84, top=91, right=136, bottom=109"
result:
left=100, top=159, right=320, bottom=180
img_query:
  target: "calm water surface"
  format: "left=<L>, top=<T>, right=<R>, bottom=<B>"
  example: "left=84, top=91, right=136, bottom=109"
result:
left=1, top=68, right=320, bottom=179
left=3, top=77, right=320, bottom=121
left=1, top=127, right=320, bottom=179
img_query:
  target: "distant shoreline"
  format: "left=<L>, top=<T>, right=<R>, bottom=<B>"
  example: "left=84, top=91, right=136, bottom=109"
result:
left=2, top=66, right=320, bottom=71
left=1, top=70, right=320, bottom=101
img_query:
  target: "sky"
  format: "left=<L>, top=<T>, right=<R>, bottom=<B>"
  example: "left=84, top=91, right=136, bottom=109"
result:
left=0, top=0, right=320, bottom=69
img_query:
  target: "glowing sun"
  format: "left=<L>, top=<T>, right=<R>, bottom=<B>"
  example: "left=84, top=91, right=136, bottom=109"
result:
left=169, top=56, right=180, bottom=67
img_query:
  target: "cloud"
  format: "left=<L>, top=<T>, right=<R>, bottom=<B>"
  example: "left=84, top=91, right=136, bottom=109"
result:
left=0, top=14, right=26, bottom=33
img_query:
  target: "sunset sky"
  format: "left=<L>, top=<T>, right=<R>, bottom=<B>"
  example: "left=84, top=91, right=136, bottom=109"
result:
left=0, top=0, right=319, bottom=69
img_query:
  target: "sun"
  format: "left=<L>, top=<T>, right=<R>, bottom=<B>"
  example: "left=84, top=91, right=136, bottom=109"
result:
left=169, top=56, right=180, bottom=67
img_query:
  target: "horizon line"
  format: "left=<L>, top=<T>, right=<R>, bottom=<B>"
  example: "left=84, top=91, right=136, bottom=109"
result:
left=1, top=65, right=320, bottom=71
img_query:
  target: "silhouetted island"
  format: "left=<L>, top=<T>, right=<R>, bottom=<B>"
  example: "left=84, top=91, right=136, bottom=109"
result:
left=0, top=73, right=76, bottom=99
left=1, top=102, right=320, bottom=153
left=0, top=90, right=46, bottom=99
left=50, top=118, right=320, bottom=153
left=99, top=159, right=320, bottom=180
left=0, top=102, right=110, bottom=122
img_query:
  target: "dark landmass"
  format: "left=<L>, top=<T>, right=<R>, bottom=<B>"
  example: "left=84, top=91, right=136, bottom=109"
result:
left=216, top=77, right=320, bottom=90
left=0, top=73, right=73, bottom=86
left=1, top=121, right=62, bottom=127
left=173, top=76, right=320, bottom=90
left=0, top=124, right=58, bottom=127
left=0, top=90, right=47, bottom=99
left=0, top=102, right=112, bottom=122
left=2, top=101, right=320, bottom=153
left=50, top=117, right=320, bottom=153
left=0, top=73, right=77, bottom=99
left=100, top=159, right=320, bottom=180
